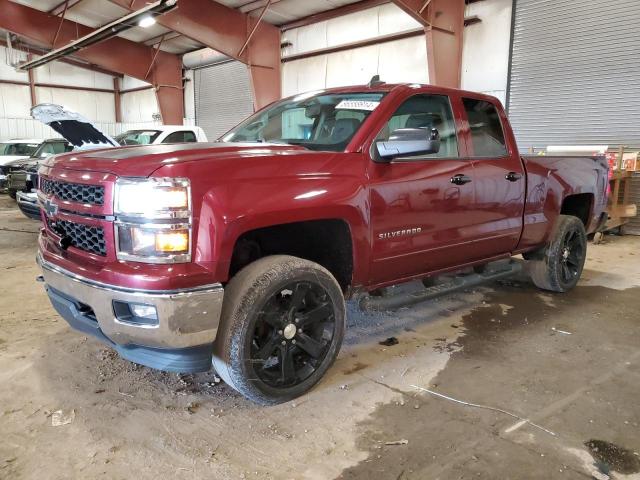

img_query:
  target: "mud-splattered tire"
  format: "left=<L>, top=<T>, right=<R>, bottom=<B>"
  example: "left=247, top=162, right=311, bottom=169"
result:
left=527, top=215, right=587, bottom=292
left=212, top=255, right=346, bottom=405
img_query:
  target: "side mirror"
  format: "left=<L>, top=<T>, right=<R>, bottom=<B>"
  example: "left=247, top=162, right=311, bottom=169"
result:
left=375, top=127, right=441, bottom=161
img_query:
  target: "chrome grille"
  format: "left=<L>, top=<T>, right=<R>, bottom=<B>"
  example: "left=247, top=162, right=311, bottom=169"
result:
left=40, top=178, right=105, bottom=205
left=48, top=219, right=107, bottom=256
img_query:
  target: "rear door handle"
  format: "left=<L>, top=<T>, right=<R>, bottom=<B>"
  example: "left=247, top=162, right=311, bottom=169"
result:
left=450, top=174, right=472, bottom=186
left=505, top=171, right=523, bottom=182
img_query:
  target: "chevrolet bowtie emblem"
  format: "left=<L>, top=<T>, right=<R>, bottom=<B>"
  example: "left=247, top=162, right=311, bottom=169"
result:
left=42, top=198, right=59, bottom=217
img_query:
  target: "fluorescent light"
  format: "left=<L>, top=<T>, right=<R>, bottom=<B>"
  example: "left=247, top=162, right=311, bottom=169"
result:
left=138, top=16, right=156, bottom=28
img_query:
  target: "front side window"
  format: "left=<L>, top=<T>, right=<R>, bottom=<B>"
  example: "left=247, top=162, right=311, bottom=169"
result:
left=0, top=143, right=39, bottom=156
left=376, top=95, right=459, bottom=158
left=222, top=91, right=386, bottom=152
left=116, top=130, right=162, bottom=146
left=462, top=98, right=507, bottom=157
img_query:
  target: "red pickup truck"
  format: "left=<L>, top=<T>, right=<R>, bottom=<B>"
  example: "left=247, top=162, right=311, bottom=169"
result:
left=37, top=82, right=608, bottom=404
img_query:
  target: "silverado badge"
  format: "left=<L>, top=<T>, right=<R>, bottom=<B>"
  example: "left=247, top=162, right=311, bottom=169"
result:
left=378, top=227, right=422, bottom=240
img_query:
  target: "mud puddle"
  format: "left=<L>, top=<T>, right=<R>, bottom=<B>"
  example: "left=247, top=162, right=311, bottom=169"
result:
left=585, top=439, right=640, bottom=475
left=337, top=284, right=640, bottom=479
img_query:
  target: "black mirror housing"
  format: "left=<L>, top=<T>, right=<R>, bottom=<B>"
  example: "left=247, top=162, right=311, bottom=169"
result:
left=375, top=127, right=441, bottom=161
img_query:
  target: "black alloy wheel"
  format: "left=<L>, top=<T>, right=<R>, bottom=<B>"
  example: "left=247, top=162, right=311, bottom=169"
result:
left=213, top=255, right=345, bottom=404
left=250, top=281, right=336, bottom=388
left=529, top=215, right=587, bottom=292
left=558, top=228, right=585, bottom=285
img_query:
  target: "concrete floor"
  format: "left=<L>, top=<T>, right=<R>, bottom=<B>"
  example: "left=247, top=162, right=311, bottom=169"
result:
left=1, top=194, right=639, bottom=480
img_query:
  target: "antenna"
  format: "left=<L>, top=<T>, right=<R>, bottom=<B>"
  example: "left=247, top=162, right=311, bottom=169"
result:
left=368, top=75, right=384, bottom=87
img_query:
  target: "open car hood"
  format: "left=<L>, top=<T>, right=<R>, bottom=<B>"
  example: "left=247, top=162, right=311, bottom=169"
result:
left=31, top=103, right=119, bottom=151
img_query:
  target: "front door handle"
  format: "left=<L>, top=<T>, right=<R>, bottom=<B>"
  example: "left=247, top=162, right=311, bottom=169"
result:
left=450, top=174, right=472, bottom=185
left=505, top=171, right=523, bottom=182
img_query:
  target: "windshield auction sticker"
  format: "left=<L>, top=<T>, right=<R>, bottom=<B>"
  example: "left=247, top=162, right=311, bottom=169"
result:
left=335, top=100, right=381, bottom=111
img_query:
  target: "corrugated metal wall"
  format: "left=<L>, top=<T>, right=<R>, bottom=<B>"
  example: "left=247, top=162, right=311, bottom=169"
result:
left=194, top=61, right=255, bottom=141
left=508, top=0, right=640, bottom=150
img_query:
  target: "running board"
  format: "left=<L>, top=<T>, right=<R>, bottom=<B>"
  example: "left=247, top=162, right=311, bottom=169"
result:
left=359, top=260, right=523, bottom=312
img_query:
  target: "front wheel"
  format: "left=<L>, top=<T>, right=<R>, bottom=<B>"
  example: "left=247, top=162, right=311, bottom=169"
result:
left=213, top=255, right=346, bottom=405
left=527, top=215, right=587, bottom=292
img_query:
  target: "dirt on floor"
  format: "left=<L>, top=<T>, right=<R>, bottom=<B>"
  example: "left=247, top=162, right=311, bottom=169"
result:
left=0, top=195, right=639, bottom=480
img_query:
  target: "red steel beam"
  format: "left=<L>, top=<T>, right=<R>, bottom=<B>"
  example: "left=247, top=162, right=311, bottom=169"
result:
left=0, top=0, right=184, bottom=124
left=0, top=78, right=115, bottom=93
left=109, top=0, right=281, bottom=110
left=392, top=0, right=465, bottom=88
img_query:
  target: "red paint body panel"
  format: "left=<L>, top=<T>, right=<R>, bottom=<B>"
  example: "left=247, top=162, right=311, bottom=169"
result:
left=38, top=83, right=608, bottom=294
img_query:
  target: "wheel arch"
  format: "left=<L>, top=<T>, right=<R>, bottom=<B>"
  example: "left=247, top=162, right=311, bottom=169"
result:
left=226, top=218, right=357, bottom=293
left=561, top=192, right=594, bottom=227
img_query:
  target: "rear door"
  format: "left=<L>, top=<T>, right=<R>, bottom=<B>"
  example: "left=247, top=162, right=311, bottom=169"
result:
left=460, top=97, right=525, bottom=257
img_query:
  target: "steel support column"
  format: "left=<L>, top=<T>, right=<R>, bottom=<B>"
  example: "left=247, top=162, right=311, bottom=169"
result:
left=0, top=0, right=184, bottom=124
left=113, top=77, right=122, bottom=123
left=27, top=54, right=37, bottom=107
left=392, top=0, right=465, bottom=88
left=110, top=0, right=282, bottom=110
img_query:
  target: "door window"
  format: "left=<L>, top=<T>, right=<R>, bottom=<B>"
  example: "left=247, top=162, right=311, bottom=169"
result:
left=163, top=131, right=198, bottom=143
left=462, top=98, right=507, bottom=157
left=376, top=95, right=459, bottom=158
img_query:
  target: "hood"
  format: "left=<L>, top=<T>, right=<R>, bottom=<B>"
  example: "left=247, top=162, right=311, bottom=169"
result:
left=3, top=156, right=39, bottom=171
left=0, top=155, right=30, bottom=166
left=31, top=103, right=118, bottom=150
left=43, top=142, right=311, bottom=177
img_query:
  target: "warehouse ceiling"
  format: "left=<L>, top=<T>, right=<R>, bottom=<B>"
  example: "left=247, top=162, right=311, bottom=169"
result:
left=5, top=0, right=369, bottom=55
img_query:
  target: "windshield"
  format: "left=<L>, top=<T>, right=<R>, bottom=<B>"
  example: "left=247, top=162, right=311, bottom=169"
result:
left=32, top=141, right=72, bottom=159
left=221, top=91, right=386, bottom=152
left=0, top=142, right=39, bottom=157
left=116, top=130, right=161, bottom=146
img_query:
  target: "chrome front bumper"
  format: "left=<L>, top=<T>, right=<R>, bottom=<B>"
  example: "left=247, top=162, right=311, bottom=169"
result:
left=38, top=253, right=224, bottom=353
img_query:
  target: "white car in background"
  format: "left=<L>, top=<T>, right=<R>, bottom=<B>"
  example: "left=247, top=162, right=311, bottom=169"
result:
left=0, top=139, right=43, bottom=189
left=115, top=126, right=208, bottom=145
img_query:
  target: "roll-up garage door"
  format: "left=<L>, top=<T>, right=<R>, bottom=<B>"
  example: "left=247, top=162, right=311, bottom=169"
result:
left=194, top=61, right=255, bottom=141
left=507, top=0, right=640, bottom=149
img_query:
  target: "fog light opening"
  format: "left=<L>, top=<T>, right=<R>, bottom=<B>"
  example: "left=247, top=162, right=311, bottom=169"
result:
left=130, top=303, right=158, bottom=320
left=113, top=300, right=159, bottom=326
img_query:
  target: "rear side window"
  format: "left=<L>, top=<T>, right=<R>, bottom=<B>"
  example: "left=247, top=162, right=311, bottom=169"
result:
left=462, top=98, right=507, bottom=157
left=163, top=131, right=197, bottom=143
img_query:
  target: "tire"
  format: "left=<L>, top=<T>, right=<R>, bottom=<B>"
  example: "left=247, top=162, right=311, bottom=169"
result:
left=528, top=215, right=587, bottom=292
left=212, top=255, right=346, bottom=405
left=8, top=189, right=16, bottom=200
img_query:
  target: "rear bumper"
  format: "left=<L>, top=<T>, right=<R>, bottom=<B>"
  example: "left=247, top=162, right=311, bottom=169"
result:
left=17, top=191, right=41, bottom=220
left=37, top=253, right=225, bottom=372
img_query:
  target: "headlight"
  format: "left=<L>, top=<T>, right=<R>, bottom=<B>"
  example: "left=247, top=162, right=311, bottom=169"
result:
left=114, top=178, right=192, bottom=264
left=115, top=177, right=190, bottom=218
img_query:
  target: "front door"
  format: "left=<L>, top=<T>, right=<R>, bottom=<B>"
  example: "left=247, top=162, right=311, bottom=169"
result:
left=367, top=94, right=476, bottom=285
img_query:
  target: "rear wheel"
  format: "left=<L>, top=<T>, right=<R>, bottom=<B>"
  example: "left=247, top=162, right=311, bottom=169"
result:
left=213, top=255, right=345, bottom=405
left=8, top=189, right=16, bottom=200
left=528, top=215, right=587, bottom=292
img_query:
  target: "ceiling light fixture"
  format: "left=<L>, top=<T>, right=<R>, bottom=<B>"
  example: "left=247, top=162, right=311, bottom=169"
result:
left=138, top=16, right=156, bottom=28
